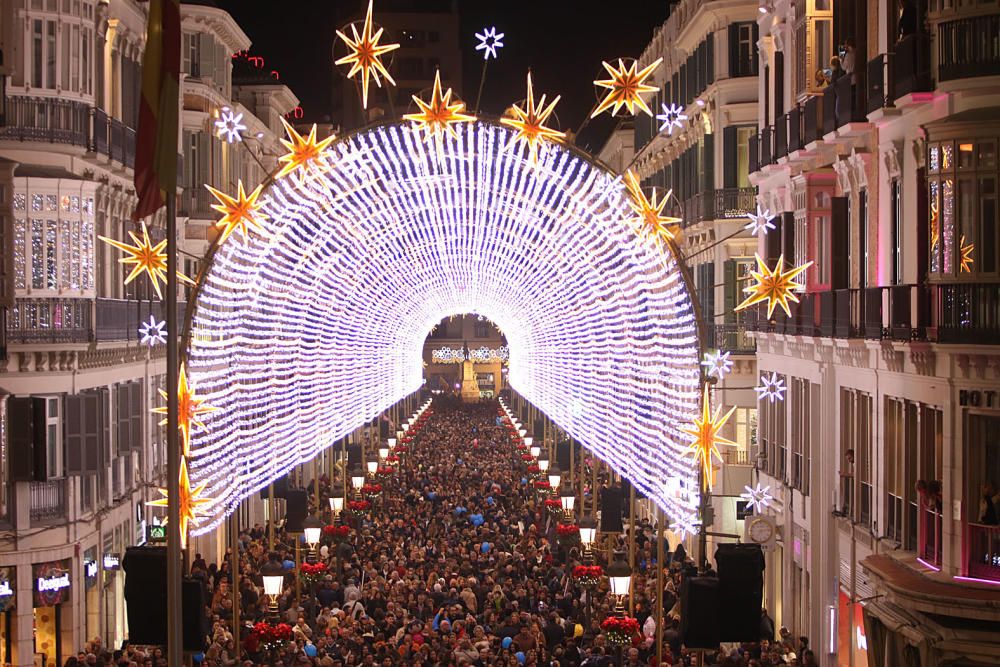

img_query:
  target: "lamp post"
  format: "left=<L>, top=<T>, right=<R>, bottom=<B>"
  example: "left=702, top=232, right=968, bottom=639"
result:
left=350, top=467, right=365, bottom=500
left=529, top=444, right=540, bottom=459
left=260, top=556, right=285, bottom=622
left=606, top=550, right=632, bottom=615
left=538, top=456, right=550, bottom=473
left=303, top=514, right=323, bottom=563
left=560, top=483, right=576, bottom=523
left=329, top=490, right=344, bottom=523
left=547, top=464, right=562, bottom=499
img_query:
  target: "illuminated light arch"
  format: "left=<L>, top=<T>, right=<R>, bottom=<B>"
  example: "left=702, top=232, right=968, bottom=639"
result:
left=186, top=120, right=702, bottom=536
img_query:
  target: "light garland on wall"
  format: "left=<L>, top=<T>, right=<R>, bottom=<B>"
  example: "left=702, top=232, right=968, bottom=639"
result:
left=334, top=0, right=399, bottom=109
left=184, top=120, right=702, bottom=536
left=431, top=345, right=510, bottom=364
left=592, top=58, right=662, bottom=117
left=214, top=107, right=247, bottom=144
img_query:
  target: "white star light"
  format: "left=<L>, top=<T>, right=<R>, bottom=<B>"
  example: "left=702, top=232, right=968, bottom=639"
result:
left=475, top=27, right=504, bottom=60
left=741, top=482, right=774, bottom=513
left=701, top=350, right=734, bottom=379
left=656, top=102, right=688, bottom=136
left=745, top=205, right=777, bottom=236
left=139, top=315, right=167, bottom=347
left=670, top=514, right=702, bottom=540
left=215, top=107, right=247, bottom=144
left=755, top=371, right=786, bottom=403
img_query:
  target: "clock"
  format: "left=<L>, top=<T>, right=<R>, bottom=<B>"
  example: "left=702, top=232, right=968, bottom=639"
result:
left=746, top=515, right=776, bottom=550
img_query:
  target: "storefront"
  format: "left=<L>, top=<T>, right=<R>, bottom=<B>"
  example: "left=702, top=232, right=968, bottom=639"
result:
left=84, top=548, right=100, bottom=646
left=838, top=590, right=870, bottom=667
left=33, top=559, right=71, bottom=667
left=0, top=566, right=15, bottom=665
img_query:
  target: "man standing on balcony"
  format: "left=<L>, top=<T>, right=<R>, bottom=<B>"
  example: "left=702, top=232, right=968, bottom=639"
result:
left=979, top=482, right=1000, bottom=525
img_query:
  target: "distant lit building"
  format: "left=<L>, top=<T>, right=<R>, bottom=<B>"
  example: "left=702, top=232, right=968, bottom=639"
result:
left=423, top=315, right=507, bottom=399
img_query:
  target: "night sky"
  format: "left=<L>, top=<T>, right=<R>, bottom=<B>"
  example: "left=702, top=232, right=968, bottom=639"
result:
left=214, top=1, right=670, bottom=153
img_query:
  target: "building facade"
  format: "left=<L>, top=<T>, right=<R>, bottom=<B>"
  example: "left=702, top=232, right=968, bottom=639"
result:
left=0, top=1, right=296, bottom=664
left=750, top=0, right=1000, bottom=662
left=422, top=314, right=507, bottom=399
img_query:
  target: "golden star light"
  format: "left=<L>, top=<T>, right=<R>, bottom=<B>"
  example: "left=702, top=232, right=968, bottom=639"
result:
left=153, top=364, right=217, bottom=457
left=682, top=384, right=737, bottom=490
left=205, top=181, right=267, bottom=245
left=960, top=235, right=975, bottom=273
left=276, top=119, right=336, bottom=181
left=99, top=222, right=194, bottom=299
left=334, top=0, right=399, bottom=109
left=591, top=57, right=662, bottom=118
left=624, top=170, right=681, bottom=247
left=404, top=70, right=475, bottom=141
left=500, top=72, right=566, bottom=164
left=735, top=253, right=812, bottom=318
left=147, top=458, right=214, bottom=549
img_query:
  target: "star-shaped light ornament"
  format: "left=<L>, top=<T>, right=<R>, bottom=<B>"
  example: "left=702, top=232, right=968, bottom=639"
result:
left=99, top=223, right=195, bottom=299
left=735, top=253, right=813, bottom=318
left=624, top=170, right=681, bottom=248
left=745, top=205, right=777, bottom=236
left=147, top=458, right=214, bottom=549
left=755, top=371, right=787, bottom=403
left=214, top=106, right=247, bottom=143
left=500, top=72, right=566, bottom=164
left=153, top=364, right=218, bottom=457
left=591, top=57, right=662, bottom=118
left=334, top=0, right=399, bottom=109
left=205, top=181, right=267, bottom=245
left=741, top=482, right=774, bottom=513
left=682, top=384, right=737, bottom=490
left=656, top=102, right=688, bottom=135
left=670, top=514, right=702, bottom=540
left=139, top=315, right=167, bottom=347
left=276, top=118, right=336, bottom=181
left=960, top=235, right=975, bottom=273
left=475, top=26, right=504, bottom=60
left=701, top=350, right=734, bottom=379
left=404, top=70, right=475, bottom=142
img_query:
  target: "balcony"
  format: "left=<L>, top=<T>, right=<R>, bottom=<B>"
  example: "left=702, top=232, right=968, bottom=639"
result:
left=967, top=522, right=1000, bottom=582
left=6, top=298, right=93, bottom=344
left=749, top=133, right=759, bottom=175
left=703, top=322, right=756, bottom=354
left=760, top=125, right=773, bottom=167
left=682, top=188, right=757, bottom=225
left=895, top=33, right=934, bottom=98
left=29, top=480, right=66, bottom=523
left=802, top=94, right=824, bottom=145
left=866, top=54, right=893, bottom=114
left=774, top=115, right=788, bottom=161
left=0, top=96, right=90, bottom=146
left=787, top=106, right=802, bottom=153
left=920, top=506, right=943, bottom=568
left=937, top=15, right=1000, bottom=83
left=930, top=283, right=1000, bottom=344
left=95, top=298, right=187, bottom=342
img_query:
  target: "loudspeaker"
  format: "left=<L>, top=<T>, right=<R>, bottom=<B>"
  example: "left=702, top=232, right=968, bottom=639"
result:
left=124, top=547, right=168, bottom=645
left=599, top=487, right=623, bottom=532
left=182, top=577, right=208, bottom=651
left=284, top=489, right=308, bottom=533
left=259, top=474, right=289, bottom=500
left=556, top=442, right=571, bottom=469
left=715, top=543, right=765, bottom=642
left=681, top=576, right=720, bottom=649
left=347, top=444, right=362, bottom=467
left=533, top=419, right=544, bottom=439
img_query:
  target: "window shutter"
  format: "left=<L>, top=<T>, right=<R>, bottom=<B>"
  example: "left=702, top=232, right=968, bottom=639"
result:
left=702, top=133, right=714, bottom=193
left=215, top=41, right=228, bottom=94
left=130, top=381, right=142, bottom=451
left=197, top=34, right=212, bottom=79
left=766, top=221, right=783, bottom=265
left=723, top=260, right=737, bottom=324
left=8, top=397, right=36, bottom=481
left=117, top=383, right=130, bottom=455
left=728, top=24, right=739, bottom=77
left=86, top=389, right=106, bottom=474
left=774, top=51, right=785, bottom=119
left=752, top=23, right=760, bottom=76
left=722, top=126, right=738, bottom=188
left=782, top=212, right=795, bottom=260
left=707, top=33, right=715, bottom=84
left=66, top=393, right=84, bottom=475
left=831, top=196, right=850, bottom=289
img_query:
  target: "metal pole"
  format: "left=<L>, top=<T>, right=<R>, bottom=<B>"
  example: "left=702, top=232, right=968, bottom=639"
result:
left=165, top=195, right=183, bottom=667
left=268, top=482, right=275, bottom=551
left=628, top=483, right=636, bottom=615
left=656, top=506, right=664, bottom=665
left=231, top=511, right=240, bottom=650
left=295, top=538, right=302, bottom=608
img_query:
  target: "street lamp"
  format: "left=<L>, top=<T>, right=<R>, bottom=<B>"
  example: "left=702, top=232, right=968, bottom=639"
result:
left=524, top=437, right=534, bottom=449
left=303, top=514, right=324, bottom=562
left=350, top=467, right=366, bottom=496
left=329, top=490, right=344, bottom=520
left=538, top=456, right=550, bottom=473
left=387, top=438, right=397, bottom=450
left=579, top=516, right=597, bottom=561
left=378, top=445, right=390, bottom=461
left=260, top=556, right=285, bottom=619
left=529, top=444, right=541, bottom=459
left=547, top=464, right=562, bottom=490
left=366, top=456, right=378, bottom=477
left=519, top=429, right=527, bottom=438
left=606, top=550, right=632, bottom=614
left=560, top=483, right=576, bottom=522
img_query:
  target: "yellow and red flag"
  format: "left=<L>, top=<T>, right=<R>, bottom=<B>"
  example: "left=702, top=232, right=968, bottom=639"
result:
left=132, top=0, right=181, bottom=221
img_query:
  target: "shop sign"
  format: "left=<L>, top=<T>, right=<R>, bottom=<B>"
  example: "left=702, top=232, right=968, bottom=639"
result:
left=33, top=560, right=72, bottom=607
left=102, top=554, right=120, bottom=571
left=0, top=566, right=15, bottom=612
left=84, top=547, right=98, bottom=589
left=146, top=524, right=167, bottom=543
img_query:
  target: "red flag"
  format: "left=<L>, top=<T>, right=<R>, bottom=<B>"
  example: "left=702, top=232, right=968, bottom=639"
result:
left=132, top=0, right=180, bottom=221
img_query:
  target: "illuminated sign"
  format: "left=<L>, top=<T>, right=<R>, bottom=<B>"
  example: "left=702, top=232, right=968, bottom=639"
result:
left=0, top=580, right=11, bottom=597
left=146, top=524, right=167, bottom=542
left=84, top=560, right=98, bottom=580
left=103, top=554, right=120, bottom=571
left=36, top=573, right=70, bottom=593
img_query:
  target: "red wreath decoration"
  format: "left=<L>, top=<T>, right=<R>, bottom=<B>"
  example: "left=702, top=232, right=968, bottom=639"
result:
left=323, top=524, right=350, bottom=539
left=601, top=616, right=640, bottom=646
left=572, top=565, right=604, bottom=579
left=348, top=500, right=370, bottom=513
left=526, top=465, right=540, bottom=474
left=361, top=483, right=382, bottom=497
left=556, top=523, right=579, bottom=537
left=521, top=454, right=534, bottom=461
left=534, top=480, right=551, bottom=490
left=544, top=498, right=562, bottom=508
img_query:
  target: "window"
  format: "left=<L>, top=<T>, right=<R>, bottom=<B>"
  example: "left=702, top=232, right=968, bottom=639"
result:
left=737, top=127, right=755, bottom=188
left=44, top=397, right=62, bottom=479
left=474, top=321, right=491, bottom=338
left=858, top=189, right=868, bottom=287
left=841, top=388, right=873, bottom=527
left=759, top=372, right=787, bottom=479
left=814, top=214, right=830, bottom=284
left=46, top=20, right=57, bottom=89
left=730, top=22, right=759, bottom=78
left=397, top=57, right=423, bottom=79
left=790, top=378, right=813, bottom=494
left=15, top=190, right=94, bottom=292
left=32, top=20, right=44, bottom=88
left=891, top=180, right=902, bottom=284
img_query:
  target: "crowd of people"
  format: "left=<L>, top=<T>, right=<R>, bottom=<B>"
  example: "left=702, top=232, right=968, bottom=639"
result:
left=71, top=397, right=813, bottom=666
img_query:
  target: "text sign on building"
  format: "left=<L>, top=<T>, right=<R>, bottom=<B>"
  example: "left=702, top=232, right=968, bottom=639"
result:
left=33, top=559, right=72, bottom=607
left=0, top=566, right=15, bottom=612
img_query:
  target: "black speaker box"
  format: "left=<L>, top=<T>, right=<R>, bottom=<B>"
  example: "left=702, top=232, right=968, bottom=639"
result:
left=715, top=543, right=765, bottom=642
left=599, top=487, right=623, bottom=533
left=681, top=576, right=720, bottom=649
left=124, top=548, right=208, bottom=650
left=182, top=577, right=208, bottom=651
left=533, top=419, right=544, bottom=439
left=284, top=489, right=308, bottom=533
left=259, top=474, right=289, bottom=500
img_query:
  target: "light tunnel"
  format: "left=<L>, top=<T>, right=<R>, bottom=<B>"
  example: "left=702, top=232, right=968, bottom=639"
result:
left=185, top=120, right=702, bottom=536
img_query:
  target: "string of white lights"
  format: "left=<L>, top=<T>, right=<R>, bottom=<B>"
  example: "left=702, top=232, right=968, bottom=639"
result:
left=185, top=120, right=702, bottom=536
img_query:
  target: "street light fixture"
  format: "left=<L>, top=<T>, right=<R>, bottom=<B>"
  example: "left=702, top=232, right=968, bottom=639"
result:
left=366, top=456, right=378, bottom=476
left=329, top=490, right=344, bottom=519
left=606, top=550, right=632, bottom=614
left=260, top=556, right=285, bottom=618
left=579, top=516, right=597, bottom=561
left=303, top=514, right=324, bottom=561
left=538, top=456, right=550, bottom=473
left=524, top=437, right=533, bottom=448
left=378, top=445, right=390, bottom=461
left=547, top=464, right=562, bottom=490
left=529, top=445, right=540, bottom=459
left=560, top=483, right=576, bottom=521
left=350, top=467, right=366, bottom=494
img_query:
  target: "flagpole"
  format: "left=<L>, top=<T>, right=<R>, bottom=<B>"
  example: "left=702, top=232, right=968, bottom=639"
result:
left=166, top=192, right=183, bottom=667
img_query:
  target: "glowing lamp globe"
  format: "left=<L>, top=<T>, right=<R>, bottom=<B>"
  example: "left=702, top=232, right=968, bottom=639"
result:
left=519, top=429, right=527, bottom=437
left=303, top=514, right=324, bottom=548
left=350, top=469, right=366, bottom=490
left=530, top=445, right=541, bottom=458
left=607, top=550, right=632, bottom=597
left=379, top=446, right=390, bottom=460
left=366, top=458, right=378, bottom=474
left=547, top=465, right=562, bottom=489
left=329, top=492, right=345, bottom=513
left=524, top=437, right=533, bottom=448
left=560, top=486, right=576, bottom=512
left=260, top=558, right=285, bottom=600
left=388, top=438, right=397, bottom=448
left=579, top=517, right=598, bottom=547
left=538, top=457, right=550, bottom=473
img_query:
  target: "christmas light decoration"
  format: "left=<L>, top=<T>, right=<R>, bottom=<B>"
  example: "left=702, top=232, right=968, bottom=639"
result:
left=214, top=106, right=247, bottom=144
left=591, top=58, right=662, bottom=118
left=475, top=26, right=504, bottom=60
left=431, top=346, right=509, bottom=363
left=656, top=102, right=687, bottom=135
left=741, top=482, right=774, bottom=513
left=744, top=205, right=777, bottom=236
left=960, top=235, right=974, bottom=273
left=624, top=170, right=680, bottom=249
left=755, top=371, right=786, bottom=403
left=701, top=350, right=733, bottom=379
left=500, top=72, right=565, bottom=164
left=184, top=120, right=702, bottom=536
left=682, top=384, right=737, bottom=490
left=276, top=119, right=336, bottom=181
left=335, top=0, right=399, bottom=109
left=99, top=222, right=194, bottom=299
left=139, top=315, right=167, bottom=347
left=205, top=181, right=267, bottom=245
left=153, top=364, right=217, bottom=457
left=404, top=70, right=475, bottom=141
left=735, top=253, right=812, bottom=318
left=670, top=514, right=701, bottom=540
left=147, top=457, right=213, bottom=549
